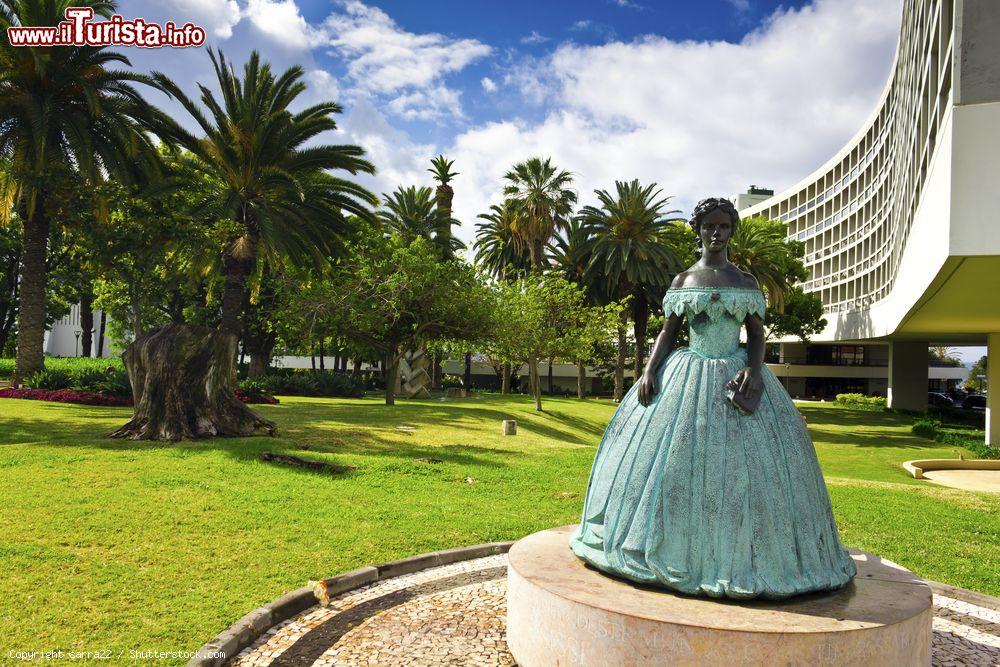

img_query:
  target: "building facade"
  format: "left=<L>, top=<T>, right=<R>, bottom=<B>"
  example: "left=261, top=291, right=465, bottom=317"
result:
left=741, top=0, right=1000, bottom=444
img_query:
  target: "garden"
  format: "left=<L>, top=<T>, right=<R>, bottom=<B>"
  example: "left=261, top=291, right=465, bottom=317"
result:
left=1, top=393, right=997, bottom=657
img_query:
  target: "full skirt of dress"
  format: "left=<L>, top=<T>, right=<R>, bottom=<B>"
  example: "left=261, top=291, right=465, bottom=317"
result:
left=569, top=346, right=857, bottom=599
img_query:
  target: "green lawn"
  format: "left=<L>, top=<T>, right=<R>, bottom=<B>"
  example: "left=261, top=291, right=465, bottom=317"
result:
left=1, top=395, right=997, bottom=663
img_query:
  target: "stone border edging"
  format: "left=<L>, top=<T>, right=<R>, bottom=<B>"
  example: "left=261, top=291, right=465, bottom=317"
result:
left=903, top=458, right=1000, bottom=479
left=186, top=541, right=514, bottom=667
left=927, top=579, right=1000, bottom=612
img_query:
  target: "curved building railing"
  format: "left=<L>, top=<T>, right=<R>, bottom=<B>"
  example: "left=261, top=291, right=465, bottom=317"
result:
left=743, top=0, right=955, bottom=316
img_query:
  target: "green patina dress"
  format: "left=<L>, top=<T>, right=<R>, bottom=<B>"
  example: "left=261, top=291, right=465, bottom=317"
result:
left=570, top=286, right=856, bottom=599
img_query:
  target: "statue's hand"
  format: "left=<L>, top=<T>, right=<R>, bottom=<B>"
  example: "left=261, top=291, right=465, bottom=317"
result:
left=732, top=367, right=762, bottom=397
left=637, top=370, right=658, bottom=407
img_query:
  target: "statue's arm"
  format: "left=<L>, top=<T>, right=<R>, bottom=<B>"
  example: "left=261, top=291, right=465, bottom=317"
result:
left=736, top=313, right=765, bottom=397
left=745, top=314, right=765, bottom=375
left=637, top=312, right=683, bottom=406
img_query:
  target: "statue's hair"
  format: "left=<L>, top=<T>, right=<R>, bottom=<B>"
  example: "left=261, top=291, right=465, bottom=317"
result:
left=689, top=198, right=741, bottom=241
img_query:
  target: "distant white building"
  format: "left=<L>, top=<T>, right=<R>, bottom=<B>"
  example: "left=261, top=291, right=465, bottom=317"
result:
left=44, top=303, right=116, bottom=358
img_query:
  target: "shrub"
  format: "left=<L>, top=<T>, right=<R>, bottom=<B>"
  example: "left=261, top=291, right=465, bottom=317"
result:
left=911, top=419, right=939, bottom=439
left=833, top=393, right=887, bottom=411
left=240, top=371, right=365, bottom=398
left=25, top=369, right=73, bottom=390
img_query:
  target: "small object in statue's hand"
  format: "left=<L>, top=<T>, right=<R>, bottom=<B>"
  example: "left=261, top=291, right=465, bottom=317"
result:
left=725, top=378, right=762, bottom=414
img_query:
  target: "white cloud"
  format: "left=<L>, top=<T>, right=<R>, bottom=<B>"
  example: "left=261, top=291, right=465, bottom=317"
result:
left=303, top=69, right=340, bottom=104
left=339, top=98, right=434, bottom=199
left=727, top=0, right=752, bottom=11
left=520, top=30, right=549, bottom=45
left=444, top=0, right=902, bottom=246
left=612, top=0, right=645, bottom=10
left=321, top=0, right=491, bottom=119
left=244, top=0, right=323, bottom=47
left=167, top=0, right=241, bottom=38
left=481, top=77, right=497, bottom=93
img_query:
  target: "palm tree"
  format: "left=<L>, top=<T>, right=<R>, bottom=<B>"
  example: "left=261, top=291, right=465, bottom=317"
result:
left=728, top=215, right=807, bottom=312
left=107, top=50, right=378, bottom=440
left=428, top=155, right=460, bottom=260
left=152, top=49, right=377, bottom=337
left=474, top=200, right=531, bottom=393
left=502, top=157, right=577, bottom=273
left=579, top=180, right=685, bottom=396
left=549, top=216, right=599, bottom=398
left=0, top=0, right=167, bottom=384
left=474, top=201, right=532, bottom=281
left=379, top=185, right=464, bottom=256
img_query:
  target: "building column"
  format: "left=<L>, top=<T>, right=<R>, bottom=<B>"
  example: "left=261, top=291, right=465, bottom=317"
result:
left=887, top=341, right=928, bottom=411
left=987, top=333, right=999, bottom=448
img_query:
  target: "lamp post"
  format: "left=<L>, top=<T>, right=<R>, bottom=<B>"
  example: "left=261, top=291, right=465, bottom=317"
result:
left=74, top=330, right=81, bottom=357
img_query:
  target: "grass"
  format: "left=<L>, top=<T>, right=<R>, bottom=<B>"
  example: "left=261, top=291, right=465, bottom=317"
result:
left=1, top=394, right=997, bottom=664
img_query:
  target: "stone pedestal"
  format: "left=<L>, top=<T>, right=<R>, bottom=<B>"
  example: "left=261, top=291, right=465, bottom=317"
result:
left=507, top=526, right=932, bottom=666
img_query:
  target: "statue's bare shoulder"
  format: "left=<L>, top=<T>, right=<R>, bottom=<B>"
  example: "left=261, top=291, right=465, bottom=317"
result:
left=740, top=271, right=760, bottom=289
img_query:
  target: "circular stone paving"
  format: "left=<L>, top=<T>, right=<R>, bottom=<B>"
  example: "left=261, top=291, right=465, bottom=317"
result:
left=230, top=554, right=999, bottom=667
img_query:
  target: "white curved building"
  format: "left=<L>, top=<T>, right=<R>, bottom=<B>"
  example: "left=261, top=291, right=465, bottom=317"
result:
left=742, top=0, right=1000, bottom=445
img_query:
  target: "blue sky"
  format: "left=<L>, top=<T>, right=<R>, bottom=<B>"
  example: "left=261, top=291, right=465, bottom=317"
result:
left=114, top=1, right=985, bottom=362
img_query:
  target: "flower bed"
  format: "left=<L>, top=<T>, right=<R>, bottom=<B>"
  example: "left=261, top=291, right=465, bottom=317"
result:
left=1, top=388, right=278, bottom=406
left=0, top=388, right=131, bottom=406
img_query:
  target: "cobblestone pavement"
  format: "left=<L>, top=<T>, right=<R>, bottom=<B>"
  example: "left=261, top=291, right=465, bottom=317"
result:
left=231, top=554, right=999, bottom=666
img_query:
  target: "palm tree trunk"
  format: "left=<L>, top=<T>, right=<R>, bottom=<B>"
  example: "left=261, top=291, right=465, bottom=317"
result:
left=219, top=234, right=257, bottom=338
left=13, top=201, right=50, bottom=386
left=529, top=238, right=545, bottom=274
left=96, top=311, right=107, bottom=357
left=633, top=291, right=649, bottom=381
left=80, top=291, right=94, bottom=357
left=577, top=359, right=587, bottom=399
left=614, top=312, right=627, bottom=402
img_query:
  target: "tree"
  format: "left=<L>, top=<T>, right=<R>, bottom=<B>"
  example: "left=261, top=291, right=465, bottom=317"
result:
left=578, top=180, right=685, bottom=395
left=279, top=233, right=494, bottom=405
left=503, top=157, right=577, bottom=273
left=728, top=216, right=807, bottom=312
left=0, top=219, right=20, bottom=356
left=548, top=216, right=600, bottom=398
left=764, top=286, right=827, bottom=342
left=0, top=0, right=167, bottom=384
left=428, top=155, right=460, bottom=260
left=107, top=50, right=377, bottom=441
left=963, top=356, right=987, bottom=393
left=378, top=185, right=462, bottom=256
left=492, top=276, right=620, bottom=411
left=928, top=346, right=963, bottom=368
left=475, top=201, right=532, bottom=281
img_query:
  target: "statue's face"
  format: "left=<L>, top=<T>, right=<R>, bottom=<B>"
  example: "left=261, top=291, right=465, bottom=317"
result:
left=699, top=209, right=733, bottom=252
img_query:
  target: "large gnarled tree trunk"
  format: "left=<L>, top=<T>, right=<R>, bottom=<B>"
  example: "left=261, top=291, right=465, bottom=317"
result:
left=109, top=324, right=275, bottom=441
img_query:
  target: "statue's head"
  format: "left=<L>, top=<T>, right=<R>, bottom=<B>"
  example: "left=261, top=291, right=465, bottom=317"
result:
left=689, top=198, right=740, bottom=253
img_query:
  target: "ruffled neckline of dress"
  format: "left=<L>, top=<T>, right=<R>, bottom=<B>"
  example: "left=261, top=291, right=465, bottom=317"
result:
left=663, top=286, right=766, bottom=320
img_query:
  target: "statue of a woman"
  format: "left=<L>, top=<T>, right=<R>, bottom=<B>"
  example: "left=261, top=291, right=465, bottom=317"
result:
left=569, top=197, right=856, bottom=600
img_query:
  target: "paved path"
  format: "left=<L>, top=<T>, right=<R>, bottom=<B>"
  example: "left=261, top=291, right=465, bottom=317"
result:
left=923, top=469, right=1000, bottom=493
left=230, top=554, right=1000, bottom=666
